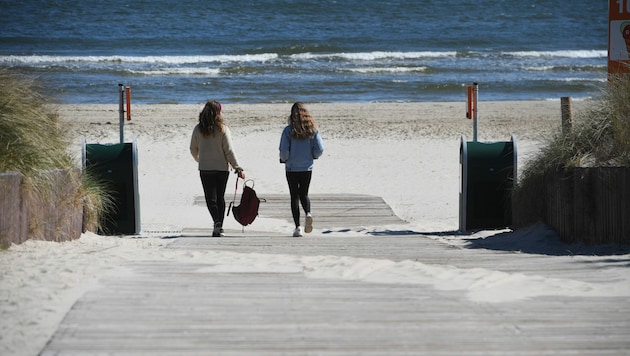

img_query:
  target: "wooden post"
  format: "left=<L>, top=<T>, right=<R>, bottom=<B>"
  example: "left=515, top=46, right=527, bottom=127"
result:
left=0, top=172, right=24, bottom=248
left=561, top=97, right=573, bottom=135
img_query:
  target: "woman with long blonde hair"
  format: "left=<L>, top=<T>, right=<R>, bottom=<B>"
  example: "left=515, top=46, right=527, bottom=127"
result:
left=190, top=100, right=245, bottom=237
left=279, top=102, right=325, bottom=237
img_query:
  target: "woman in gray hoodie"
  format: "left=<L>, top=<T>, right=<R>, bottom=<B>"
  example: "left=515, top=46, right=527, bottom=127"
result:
left=279, top=102, right=325, bottom=237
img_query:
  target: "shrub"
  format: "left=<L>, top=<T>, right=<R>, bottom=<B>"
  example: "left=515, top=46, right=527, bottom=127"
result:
left=524, top=74, right=630, bottom=177
left=0, top=69, right=71, bottom=173
left=0, top=68, right=110, bottom=234
left=514, top=74, right=630, bottom=226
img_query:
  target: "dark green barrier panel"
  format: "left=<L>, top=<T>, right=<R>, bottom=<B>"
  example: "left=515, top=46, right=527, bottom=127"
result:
left=84, top=140, right=140, bottom=235
left=460, top=135, right=516, bottom=231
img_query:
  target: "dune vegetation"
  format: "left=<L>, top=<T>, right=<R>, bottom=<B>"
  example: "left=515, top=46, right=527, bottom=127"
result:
left=0, top=68, right=110, bottom=235
left=514, top=74, right=630, bottom=227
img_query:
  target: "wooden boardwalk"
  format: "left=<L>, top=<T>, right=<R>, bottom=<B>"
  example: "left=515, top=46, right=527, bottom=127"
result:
left=41, top=195, right=630, bottom=355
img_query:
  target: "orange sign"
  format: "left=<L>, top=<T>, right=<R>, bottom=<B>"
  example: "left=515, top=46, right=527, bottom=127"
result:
left=609, top=0, right=630, bottom=74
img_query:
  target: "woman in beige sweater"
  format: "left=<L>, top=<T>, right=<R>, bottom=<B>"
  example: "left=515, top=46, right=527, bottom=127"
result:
left=190, top=100, right=245, bottom=237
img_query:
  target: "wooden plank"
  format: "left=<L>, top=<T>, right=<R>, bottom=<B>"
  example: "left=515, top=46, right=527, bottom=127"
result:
left=195, top=194, right=406, bottom=228
left=0, top=172, right=23, bottom=248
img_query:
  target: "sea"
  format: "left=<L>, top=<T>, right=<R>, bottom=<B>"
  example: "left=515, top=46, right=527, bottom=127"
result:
left=0, top=0, right=610, bottom=104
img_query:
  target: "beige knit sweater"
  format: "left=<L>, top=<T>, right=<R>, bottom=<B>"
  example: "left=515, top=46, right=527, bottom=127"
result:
left=190, top=124, right=242, bottom=172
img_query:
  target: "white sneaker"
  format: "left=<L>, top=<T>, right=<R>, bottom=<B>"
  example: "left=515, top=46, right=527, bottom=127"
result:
left=304, top=213, right=313, bottom=233
left=293, top=227, right=303, bottom=237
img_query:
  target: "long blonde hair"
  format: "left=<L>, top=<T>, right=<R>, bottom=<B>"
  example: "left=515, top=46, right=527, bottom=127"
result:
left=289, top=102, right=317, bottom=139
left=198, top=100, right=224, bottom=136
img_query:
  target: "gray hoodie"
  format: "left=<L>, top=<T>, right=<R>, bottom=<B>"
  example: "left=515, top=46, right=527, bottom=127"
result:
left=279, top=126, right=324, bottom=172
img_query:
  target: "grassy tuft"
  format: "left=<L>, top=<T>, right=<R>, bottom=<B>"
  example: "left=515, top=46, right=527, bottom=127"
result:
left=514, top=74, right=630, bottom=226
left=0, top=69, right=72, bottom=174
left=0, top=67, right=110, bottom=235
left=79, top=171, right=115, bottom=232
left=524, top=74, right=630, bottom=178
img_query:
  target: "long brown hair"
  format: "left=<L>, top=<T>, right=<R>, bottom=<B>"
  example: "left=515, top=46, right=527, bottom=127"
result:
left=289, top=102, right=317, bottom=139
left=198, top=100, right=224, bottom=136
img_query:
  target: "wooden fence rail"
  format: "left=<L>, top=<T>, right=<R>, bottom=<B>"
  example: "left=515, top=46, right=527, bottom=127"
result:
left=515, top=167, right=630, bottom=245
left=0, top=169, right=83, bottom=248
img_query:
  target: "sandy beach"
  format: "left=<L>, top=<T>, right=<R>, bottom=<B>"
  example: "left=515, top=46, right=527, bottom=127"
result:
left=5, top=100, right=630, bottom=355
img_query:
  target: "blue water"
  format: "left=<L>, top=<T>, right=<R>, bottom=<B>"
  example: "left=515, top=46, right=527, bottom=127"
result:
left=0, top=0, right=609, bottom=104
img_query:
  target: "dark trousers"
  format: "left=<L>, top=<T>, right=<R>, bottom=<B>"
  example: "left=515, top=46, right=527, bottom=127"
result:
left=200, top=170, right=230, bottom=225
left=286, top=171, right=312, bottom=227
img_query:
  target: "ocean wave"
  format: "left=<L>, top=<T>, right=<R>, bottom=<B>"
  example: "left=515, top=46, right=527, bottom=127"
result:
left=0, top=54, right=279, bottom=65
left=127, top=67, right=221, bottom=76
left=1, top=50, right=605, bottom=69
left=344, top=66, right=429, bottom=74
left=539, top=77, right=607, bottom=83
left=291, top=51, right=457, bottom=61
left=524, top=64, right=607, bottom=72
left=0, top=51, right=454, bottom=67
left=502, top=50, right=606, bottom=59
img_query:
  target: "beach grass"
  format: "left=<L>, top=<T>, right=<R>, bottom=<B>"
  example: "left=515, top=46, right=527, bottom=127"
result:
left=0, top=68, right=111, bottom=235
left=0, top=69, right=71, bottom=173
left=514, top=74, right=630, bottom=225
left=523, top=74, right=630, bottom=175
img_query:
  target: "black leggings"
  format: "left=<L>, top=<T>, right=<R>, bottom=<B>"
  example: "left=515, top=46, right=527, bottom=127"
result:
left=286, top=171, right=312, bottom=227
left=200, top=170, right=230, bottom=225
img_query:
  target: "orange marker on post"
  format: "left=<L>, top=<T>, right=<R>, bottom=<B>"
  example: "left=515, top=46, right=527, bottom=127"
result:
left=466, top=85, right=473, bottom=119
left=125, top=86, right=131, bottom=121
left=465, top=83, right=478, bottom=141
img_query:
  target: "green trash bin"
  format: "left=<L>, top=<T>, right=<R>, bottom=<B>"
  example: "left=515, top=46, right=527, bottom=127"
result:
left=82, top=138, right=140, bottom=235
left=459, top=135, right=517, bottom=231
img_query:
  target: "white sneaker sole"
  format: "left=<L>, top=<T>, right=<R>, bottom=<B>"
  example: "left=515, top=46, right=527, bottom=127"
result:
left=305, top=216, right=313, bottom=233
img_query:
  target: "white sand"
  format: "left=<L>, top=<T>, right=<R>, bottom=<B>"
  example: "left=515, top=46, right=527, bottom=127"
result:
left=2, top=100, right=630, bottom=356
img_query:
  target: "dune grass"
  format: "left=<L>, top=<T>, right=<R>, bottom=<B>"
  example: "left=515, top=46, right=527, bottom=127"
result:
left=0, top=70, right=71, bottom=173
left=525, top=75, right=630, bottom=176
left=0, top=68, right=110, bottom=234
left=514, top=74, right=630, bottom=226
